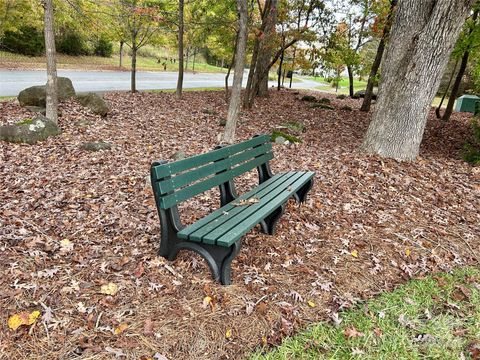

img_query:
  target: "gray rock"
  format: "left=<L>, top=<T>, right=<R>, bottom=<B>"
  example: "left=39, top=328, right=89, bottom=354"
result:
left=57, top=77, right=76, bottom=100
left=0, top=115, right=60, bottom=144
left=79, top=141, right=112, bottom=151
left=18, top=86, right=46, bottom=107
left=76, top=93, right=109, bottom=117
left=171, top=150, right=186, bottom=161
left=353, top=89, right=377, bottom=100
left=17, top=77, right=76, bottom=107
left=301, top=95, right=317, bottom=102
left=274, top=136, right=287, bottom=144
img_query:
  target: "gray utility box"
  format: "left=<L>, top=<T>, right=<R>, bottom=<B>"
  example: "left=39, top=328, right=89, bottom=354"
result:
left=455, top=94, right=480, bottom=113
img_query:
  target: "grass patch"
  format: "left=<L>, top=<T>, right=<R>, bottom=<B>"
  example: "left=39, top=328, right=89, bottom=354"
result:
left=251, top=267, right=480, bottom=360
left=16, top=118, right=34, bottom=125
left=0, top=96, right=15, bottom=102
left=306, top=76, right=368, bottom=88
left=0, top=50, right=225, bottom=73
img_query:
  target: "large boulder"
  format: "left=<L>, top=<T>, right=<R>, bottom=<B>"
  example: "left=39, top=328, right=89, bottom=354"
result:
left=57, top=77, right=76, bottom=100
left=18, top=86, right=46, bottom=107
left=17, top=77, right=76, bottom=107
left=0, top=115, right=60, bottom=144
left=76, top=93, right=109, bottom=116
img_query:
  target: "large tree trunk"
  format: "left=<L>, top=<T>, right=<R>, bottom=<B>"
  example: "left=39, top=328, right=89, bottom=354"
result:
left=360, top=0, right=397, bottom=112
left=347, top=65, right=354, bottom=97
left=176, top=0, right=184, bottom=99
left=361, top=0, right=473, bottom=161
left=131, top=45, right=137, bottom=92
left=442, top=8, right=478, bottom=121
left=43, top=0, right=58, bottom=124
left=223, top=0, right=248, bottom=144
left=244, top=0, right=277, bottom=108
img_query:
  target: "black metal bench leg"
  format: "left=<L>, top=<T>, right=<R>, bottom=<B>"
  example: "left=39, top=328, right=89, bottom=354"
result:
left=218, top=241, right=241, bottom=285
left=261, top=204, right=286, bottom=235
left=167, top=240, right=241, bottom=285
left=294, top=179, right=314, bottom=203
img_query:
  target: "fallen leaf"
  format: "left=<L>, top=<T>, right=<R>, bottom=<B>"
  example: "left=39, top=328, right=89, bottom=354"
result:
left=225, top=328, right=232, bottom=339
left=307, top=300, right=316, bottom=308
left=8, top=310, right=41, bottom=330
left=344, top=326, right=364, bottom=339
left=351, top=250, right=358, bottom=258
left=100, top=283, right=119, bottom=296
left=134, top=262, right=145, bottom=278
left=114, top=323, right=128, bottom=335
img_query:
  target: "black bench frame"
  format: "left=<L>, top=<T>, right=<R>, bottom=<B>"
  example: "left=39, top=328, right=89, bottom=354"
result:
left=151, top=135, right=314, bottom=284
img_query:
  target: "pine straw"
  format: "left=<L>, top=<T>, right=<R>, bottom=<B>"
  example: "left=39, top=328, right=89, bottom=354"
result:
left=0, top=90, right=479, bottom=360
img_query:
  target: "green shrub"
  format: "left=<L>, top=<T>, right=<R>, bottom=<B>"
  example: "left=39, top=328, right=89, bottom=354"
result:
left=1, top=26, right=44, bottom=56
left=463, top=118, right=480, bottom=165
left=94, top=36, right=113, bottom=57
left=57, top=32, right=88, bottom=55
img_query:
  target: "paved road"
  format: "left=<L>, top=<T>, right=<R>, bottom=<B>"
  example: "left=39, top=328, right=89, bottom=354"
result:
left=0, top=69, right=321, bottom=96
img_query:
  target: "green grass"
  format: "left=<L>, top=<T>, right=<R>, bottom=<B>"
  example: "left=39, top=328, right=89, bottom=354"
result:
left=306, top=76, right=368, bottom=88
left=251, top=267, right=480, bottom=360
left=0, top=96, right=15, bottom=101
left=0, top=50, right=225, bottom=73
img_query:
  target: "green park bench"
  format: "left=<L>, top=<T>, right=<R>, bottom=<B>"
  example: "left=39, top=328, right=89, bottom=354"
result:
left=150, top=135, right=315, bottom=285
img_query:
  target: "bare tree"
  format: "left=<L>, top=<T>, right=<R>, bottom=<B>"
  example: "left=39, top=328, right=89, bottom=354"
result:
left=361, top=0, right=474, bottom=161
left=222, top=0, right=248, bottom=143
left=43, top=0, right=58, bottom=124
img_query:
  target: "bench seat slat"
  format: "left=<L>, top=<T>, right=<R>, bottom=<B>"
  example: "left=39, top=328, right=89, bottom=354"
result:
left=211, top=172, right=314, bottom=246
left=153, top=135, right=269, bottom=179
left=178, top=171, right=314, bottom=247
left=157, top=143, right=272, bottom=194
left=182, top=172, right=299, bottom=244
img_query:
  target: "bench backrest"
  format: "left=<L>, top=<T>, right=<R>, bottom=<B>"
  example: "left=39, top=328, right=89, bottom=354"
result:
left=151, top=135, right=272, bottom=209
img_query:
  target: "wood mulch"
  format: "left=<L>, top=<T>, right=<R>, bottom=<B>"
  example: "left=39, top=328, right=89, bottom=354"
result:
left=0, top=89, right=478, bottom=359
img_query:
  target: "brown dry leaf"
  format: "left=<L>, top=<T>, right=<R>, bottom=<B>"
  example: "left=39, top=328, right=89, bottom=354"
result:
left=143, top=319, right=154, bottom=336
left=344, top=326, right=365, bottom=339
left=452, top=285, right=471, bottom=302
left=233, top=197, right=260, bottom=206
left=134, top=262, right=145, bottom=278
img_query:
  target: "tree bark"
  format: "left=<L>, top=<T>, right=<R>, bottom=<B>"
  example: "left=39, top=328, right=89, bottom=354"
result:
left=360, top=0, right=397, bottom=112
left=277, top=43, right=285, bottom=91
left=131, top=45, right=137, bottom=92
left=119, top=40, right=124, bottom=68
left=244, top=0, right=277, bottom=108
left=176, top=0, right=184, bottom=99
left=225, top=31, right=239, bottom=101
left=361, top=0, right=474, bottom=161
left=43, top=0, right=58, bottom=124
left=223, top=0, right=248, bottom=144
left=442, top=8, right=478, bottom=121
left=436, top=59, right=459, bottom=118
left=347, top=65, right=354, bottom=97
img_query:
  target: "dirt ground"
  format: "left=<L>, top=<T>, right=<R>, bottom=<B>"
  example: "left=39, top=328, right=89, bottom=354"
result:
left=0, top=90, right=479, bottom=359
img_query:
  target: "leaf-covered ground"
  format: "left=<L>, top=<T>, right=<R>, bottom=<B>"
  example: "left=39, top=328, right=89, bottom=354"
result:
left=0, top=90, right=479, bottom=359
